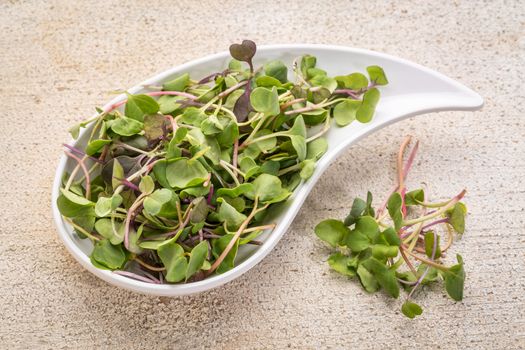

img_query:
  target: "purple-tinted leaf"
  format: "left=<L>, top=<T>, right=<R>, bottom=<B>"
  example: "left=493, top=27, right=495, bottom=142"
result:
left=233, top=84, right=252, bottom=122
left=229, top=40, right=256, bottom=71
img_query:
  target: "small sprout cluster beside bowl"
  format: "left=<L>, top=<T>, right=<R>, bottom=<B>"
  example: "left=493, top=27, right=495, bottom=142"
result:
left=315, top=137, right=467, bottom=318
left=57, top=40, right=388, bottom=284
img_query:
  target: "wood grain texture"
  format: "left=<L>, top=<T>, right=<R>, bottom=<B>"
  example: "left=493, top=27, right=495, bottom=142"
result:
left=0, top=1, right=524, bottom=349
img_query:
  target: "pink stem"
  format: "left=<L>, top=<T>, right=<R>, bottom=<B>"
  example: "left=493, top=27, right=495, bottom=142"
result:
left=207, top=184, right=214, bottom=205
left=113, top=270, right=160, bottom=284
left=376, top=140, right=420, bottom=219
left=115, top=177, right=140, bottom=192
left=104, top=91, right=198, bottom=113
left=63, top=144, right=102, bottom=164
left=232, top=139, right=239, bottom=169
left=124, top=197, right=144, bottom=250
left=333, top=89, right=360, bottom=99
left=403, top=140, right=419, bottom=182
left=408, top=230, right=438, bottom=299
left=421, top=218, right=449, bottom=231
left=216, top=80, right=248, bottom=99
left=400, top=187, right=407, bottom=217
left=64, top=150, right=91, bottom=200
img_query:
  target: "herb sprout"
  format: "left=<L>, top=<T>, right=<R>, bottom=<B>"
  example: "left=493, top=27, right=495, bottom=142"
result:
left=58, top=40, right=388, bottom=284
left=315, top=137, right=467, bottom=318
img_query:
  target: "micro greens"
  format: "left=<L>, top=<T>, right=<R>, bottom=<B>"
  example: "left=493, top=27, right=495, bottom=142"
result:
left=59, top=40, right=388, bottom=284
left=314, top=137, right=467, bottom=318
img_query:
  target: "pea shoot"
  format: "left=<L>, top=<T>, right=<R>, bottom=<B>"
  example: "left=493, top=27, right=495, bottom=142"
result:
left=315, top=137, right=467, bottom=318
left=58, top=40, right=388, bottom=284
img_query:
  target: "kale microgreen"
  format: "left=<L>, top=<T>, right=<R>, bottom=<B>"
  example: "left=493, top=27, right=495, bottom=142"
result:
left=59, top=40, right=389, bottom=285
left=315, top=137, right=467, bottom=318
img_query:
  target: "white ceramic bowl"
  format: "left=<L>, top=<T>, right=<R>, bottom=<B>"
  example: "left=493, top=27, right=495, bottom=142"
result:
left=52, top=44, right=482, bottom=296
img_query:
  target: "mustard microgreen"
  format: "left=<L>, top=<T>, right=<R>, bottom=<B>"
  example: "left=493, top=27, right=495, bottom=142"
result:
left=59, top=40, right=388, bottom=284
left=315, top=137, right=467, bottom=318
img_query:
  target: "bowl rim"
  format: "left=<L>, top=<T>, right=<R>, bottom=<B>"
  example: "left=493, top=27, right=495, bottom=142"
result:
left=52, top=43, right=478, bottom=296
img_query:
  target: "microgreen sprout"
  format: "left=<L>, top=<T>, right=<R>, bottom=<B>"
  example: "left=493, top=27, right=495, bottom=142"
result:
left=315, top=136, right=467, bottom=318
left=58, top=40, right=389, bottom=284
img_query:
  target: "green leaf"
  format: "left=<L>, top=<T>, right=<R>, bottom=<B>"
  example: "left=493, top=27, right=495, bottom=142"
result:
left=157, top=240, right=186, bottom=282
left=300, top=55, right=317, bottom=77
left=381, top=227, right=401, bottom=247
left=290, top=135, right=307, bottom=161
left=335, top=73, right=368, bottom=90
left=86, top=139, right=111, bottom=156
left=138, top=239, right=168, bottom=250
left=387, top=192, right=403, bottom=230
left=173, top=127, right=188, bottom=144
left=218, top=198, right=247, bottom=231
left=90, top=239, right=126, bottom=270
left=216, top=183, right=254, bottom=198
left=143, top=114, right=165, bottom=141
left=443, top=254, right=465, bottom=301
left=57, top=188, right=95, bottom=218
left=250, top=86, right=280, bottom=116
left=125, top=94, right=159, bottom=122
left=126, top=226, right=143, bottom=255
left=69, top=123, right=81, bottom=139
left=302, top=106, right=327, bottom=125
left=166, top=158, right=208, bottom=189
left=143, top=189, right=180, bottom=218
left=310, top=74, right=337, bottom=93
left=306, top=137, right=328, bottom=160
left=200, top=114, right=223, bottom=135
left=361, top=257, right=400, bottom=298
left=333, top=99, right=360, bottom=127
left=212, top=234, right=239, bottom=274
left=287, top=115, right=307, bottom=138
left=364, top=191, right=375, bottom=217
left=139, top=175, right=155, bottom=194
left=405, top=189, right=425, bottom=206
left=186, top=241, right=208, bottom=280
left=401, top=301, right=423, bottom=319
left=327, top=252, right=357, bottom=277
left=246, top=174, right=291, bottom=204
left=181, top=185, right=210, bottom=199
left=264, top=60, right=288, bottom=83
left=255, top=75, right=282, bottom=88
left=355, top=216, right=379, bottom=240
left=252, top=129, right=277, bottom=153
left=94, top=194, right=123, bottom=217
left=162, top=73, right=190, bottom=91
left=190, top=197, right=209, bottom=224
left=447, top=203, right=466, bottom=234
left=94, top=218, right=124, bottom=245
left=111, top=116, right=144, bottom=136
left=72, top=215, right=95, bottom=237
left=367, top=65, right=388, bottom=86
left=57, top=192, right=95, bottom=218
left=344, top=197, right=367, bottom=226
left=224, top=89, right=244, bottom=109
left=314, top=219, right=349, bottom=248
left=424, top=231, right=441, bottom=259
left=220, top=196, right=245, bottom=213
left=371, top=244, right=399, bottom=259
left=180, top=107, right=207, bottom=126
left=344, top=229, right=370, bottom=252
left=216, top=120, right=239, bottom=148
left=356, top=88, right=380, bottom=123
left=111, top=159, right=124, bottom=190
left=357, top=264, right=379, bottom=293
left=228, top=59, right=243, bottom=71
left=300, top=159, right=315, bottom=180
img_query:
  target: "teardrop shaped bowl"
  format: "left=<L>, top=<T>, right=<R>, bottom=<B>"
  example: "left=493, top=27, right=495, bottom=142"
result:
left=52, top=44, right=483, bottom=296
